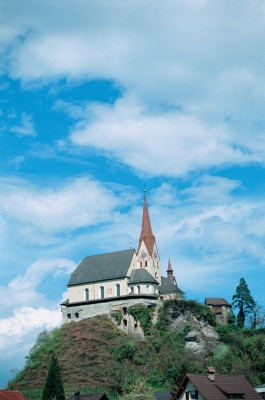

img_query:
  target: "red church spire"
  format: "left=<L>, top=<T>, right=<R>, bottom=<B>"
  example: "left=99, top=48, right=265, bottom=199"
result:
left=167, top=257, right=173, bottom=281
left=137, top=190, right=156, bottom=256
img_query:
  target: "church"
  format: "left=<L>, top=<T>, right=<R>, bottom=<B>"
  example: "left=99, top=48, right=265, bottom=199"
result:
left=61, top=191, right=183, bottom=327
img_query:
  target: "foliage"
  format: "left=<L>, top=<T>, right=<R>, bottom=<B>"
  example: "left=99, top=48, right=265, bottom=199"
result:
left=232, top=278, right=256, bottom=328
left=122, top=379, right=154, bottom=400
left=156, top=299, right=216, bottom=330
left=42, top=351, right=65, bottom=400
left=128, top=306, right=153, bottom=335
left=115, top=311, right=122, bottom=326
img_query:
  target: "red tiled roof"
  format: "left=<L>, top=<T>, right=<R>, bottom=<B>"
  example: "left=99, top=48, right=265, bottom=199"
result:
left=205, top=298, right=231, bottom=306
left=0, top=391, right=29, bottom=400
left=175, top=374, right=260, bottom=400
left=137, top=192, right=156, bottom=256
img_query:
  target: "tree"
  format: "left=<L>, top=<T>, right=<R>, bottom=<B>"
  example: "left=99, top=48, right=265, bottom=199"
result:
left=248, top=305, right=265, bottom=329
left=232, top=278, right=256, bottom=328
left=42, top=351, right=65, bottom=400
left=122, top=379, right=154, bottom=400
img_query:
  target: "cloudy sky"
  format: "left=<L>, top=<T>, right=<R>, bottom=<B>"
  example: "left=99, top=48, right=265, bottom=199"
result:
left=1, top=0, right=265, bottom=388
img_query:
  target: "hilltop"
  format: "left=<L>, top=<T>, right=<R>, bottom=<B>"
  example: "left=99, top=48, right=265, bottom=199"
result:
left=8, top=300, right=265, bottom=395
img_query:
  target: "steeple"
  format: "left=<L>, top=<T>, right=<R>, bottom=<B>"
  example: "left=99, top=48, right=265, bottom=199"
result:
left=137, top=190, right=156, bottom=256
left=167, top=257, right=173, bottom=281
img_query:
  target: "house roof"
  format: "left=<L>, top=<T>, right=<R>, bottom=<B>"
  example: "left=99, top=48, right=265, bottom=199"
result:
left=159, top=276, right=183, bottom=294
left=175, top=374, right=260, bottom=400
left=0, top=391, right=29, bottom=400
left=67, top=394, right=110, bottom=400
left=137, top=192, right=156, bottom=256
left=205, top=298, right=231, bottom=306
left=154, top=391, right=173, bottom=400
left=68, top=249, right=135, bottom=286
left=129, top=268, right=159, bottom=284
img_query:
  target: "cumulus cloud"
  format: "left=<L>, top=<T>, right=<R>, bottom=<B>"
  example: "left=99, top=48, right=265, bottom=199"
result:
left=69, top=96, right=256, bottom=177
left=0, top=177, right=124, bottom=232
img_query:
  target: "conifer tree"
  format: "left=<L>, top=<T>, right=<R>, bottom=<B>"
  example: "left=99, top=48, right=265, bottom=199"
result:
left=42, top=351, right=65, bottom=400
left=232, top=278, right=256, bottom=328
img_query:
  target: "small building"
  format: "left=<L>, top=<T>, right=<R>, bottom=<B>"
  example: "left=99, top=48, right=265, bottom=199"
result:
left=155, top=391, right=173, bottom=400
left=204, top=298, right=232, bottom=324
left=174, top=368, right=260, bottom=400
left=255, top=384, right=265, bottom=399
left=0, top=391, right=29, bottom=400
left=67, top=393, right=110, bottom=400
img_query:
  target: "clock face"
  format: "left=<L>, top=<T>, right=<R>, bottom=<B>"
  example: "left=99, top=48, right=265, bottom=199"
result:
left=140, top=250, right=147, bottom=260
left=153, top=251, right=158, bottom=260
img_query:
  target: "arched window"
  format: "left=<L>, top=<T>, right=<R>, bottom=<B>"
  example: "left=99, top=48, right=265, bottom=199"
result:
left=100, top=286, right=104, bottom=299
left=145, top=261, right=147, bottom=267
left=131, top=286, right=134, bottom=294
left=84, top=288, right=89, bottom=301
left=75, top=312, right=79, bottom=319
left=146, top=284, right=149, bottom=294
left=137, top=285, right=140, bottom=294
left=123, top=319, right=127, bottom=327
left=116, top=284, right=120, bottom=297
left=67, top=313, right=71, bottom=321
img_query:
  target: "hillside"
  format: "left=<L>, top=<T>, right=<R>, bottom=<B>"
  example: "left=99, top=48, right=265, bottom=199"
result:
left=8, top=300, right=265, bottom=395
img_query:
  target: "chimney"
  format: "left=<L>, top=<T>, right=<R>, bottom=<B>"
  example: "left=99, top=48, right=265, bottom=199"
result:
left=75, top=391, right=80, bottom=400
left=207, top=367, right=215, bottom=382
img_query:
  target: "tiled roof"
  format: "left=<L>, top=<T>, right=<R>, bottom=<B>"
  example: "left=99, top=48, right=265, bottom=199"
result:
left=129, top=269, right=158, bottom=284
left=68, top=249, right=135, bottom=286
left=0, top=391, right=29, bottom=400
left=175, top=374, right=260, bottom=400
left=205, top=298, right=231, bottom=306
left=159, top=276, right=183, bottom=294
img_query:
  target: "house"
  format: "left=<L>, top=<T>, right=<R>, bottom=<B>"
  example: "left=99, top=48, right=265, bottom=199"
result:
left=174, top=368, right=260, bottom=400
left=61, top=191, right=183, bottom=333
left=204, top=298, right=232, bottom=324
left=255, top=384, right=265, bottom=399
left=0, top=391, right=29, bottom=400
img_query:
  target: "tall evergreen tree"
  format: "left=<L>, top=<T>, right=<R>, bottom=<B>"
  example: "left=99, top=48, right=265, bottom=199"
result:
left=42, top=351, right=65, bottom=400
left=232, top=278, right=256, bottom=328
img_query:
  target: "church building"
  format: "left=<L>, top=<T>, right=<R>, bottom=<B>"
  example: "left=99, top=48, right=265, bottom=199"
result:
left=61, top=191, right=183, bottom=326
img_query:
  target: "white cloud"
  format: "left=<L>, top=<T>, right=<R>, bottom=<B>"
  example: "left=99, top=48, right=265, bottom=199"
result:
left=70, top=96, right=256, bottom=177
left=0, top=177, right=124, bottom=232
left=10, top=112, right=36, bottom=137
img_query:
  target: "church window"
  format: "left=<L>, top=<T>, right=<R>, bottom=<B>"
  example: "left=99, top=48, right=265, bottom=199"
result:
left=84, top=288, right=89, bottom=301
left=131, top=286, right=134, bottom=293
left=155, top=273, right=157, bottom=278
left=137, top=285, right=140, bottom=294
left=100, top=286, right=104, bottom=299
left=123, top=307, right=127, bottom=315
left=123, top=319, right=127, bottom=327
left=140, top=262, right=142, bottom=267
left=67, top=313, right=71, bottom=320
left=145, top=261, right=147, bottom=267
left=116, top=284, right=120, bottom=297
left=75, top=312, right=79, bottom=319
left=146, top=284, right=149, bottom=294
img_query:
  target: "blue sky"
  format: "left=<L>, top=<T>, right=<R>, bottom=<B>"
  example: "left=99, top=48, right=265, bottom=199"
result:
left=1, top=0, right=265, bottom=388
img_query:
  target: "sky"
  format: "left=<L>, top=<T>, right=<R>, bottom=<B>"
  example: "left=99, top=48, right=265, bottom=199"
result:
left=0, top=0, right=265, bottom=388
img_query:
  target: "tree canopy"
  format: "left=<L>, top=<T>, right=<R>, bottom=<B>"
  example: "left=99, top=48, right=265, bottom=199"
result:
left=232, top=278, right=256, bottom=328
left=42, top=351, right=65, bottom=400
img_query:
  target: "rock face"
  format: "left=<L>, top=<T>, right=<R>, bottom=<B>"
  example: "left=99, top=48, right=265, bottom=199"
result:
left=166, top=306, right=219, bottom=361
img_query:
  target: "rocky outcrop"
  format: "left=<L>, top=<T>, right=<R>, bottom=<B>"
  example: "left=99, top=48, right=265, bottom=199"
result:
left=166, top=306, right=219, bottom=361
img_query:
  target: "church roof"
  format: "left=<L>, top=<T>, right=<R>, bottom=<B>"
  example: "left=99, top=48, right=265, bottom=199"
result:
left=68, top=248, right=135, bottom=286
left=129, top=268, right=159, bottom=284
left=137, top=192, right=156, bottom=256
left=159, top=276, right=183, bottom=294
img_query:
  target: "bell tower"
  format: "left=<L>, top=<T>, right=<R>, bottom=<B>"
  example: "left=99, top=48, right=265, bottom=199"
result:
left=136, top=190, right=161, bottom=284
